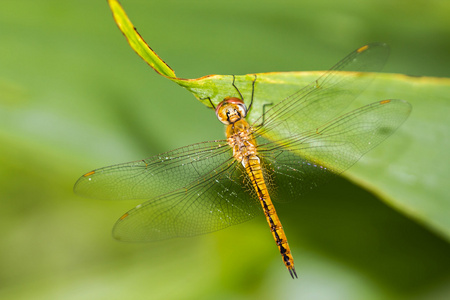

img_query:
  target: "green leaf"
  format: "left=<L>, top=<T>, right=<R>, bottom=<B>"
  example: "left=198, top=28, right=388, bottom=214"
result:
left=107, top=0, right=176, bottom=78
left=347, top=74, right=450, bottom=240
left=108, top=0, right=450, bottom=241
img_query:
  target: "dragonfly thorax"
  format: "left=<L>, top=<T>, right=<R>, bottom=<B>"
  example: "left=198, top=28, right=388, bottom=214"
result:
left=226, top=119, right=257, bottom=166
left=215, top=97, right=248, bottom=125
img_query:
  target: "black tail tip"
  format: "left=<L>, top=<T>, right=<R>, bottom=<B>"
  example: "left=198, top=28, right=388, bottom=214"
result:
left=289, top=267, right=298, bottom=279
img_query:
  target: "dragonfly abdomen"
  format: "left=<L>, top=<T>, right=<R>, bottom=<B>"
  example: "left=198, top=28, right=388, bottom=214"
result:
left=244, top=155, right=298, bottom=279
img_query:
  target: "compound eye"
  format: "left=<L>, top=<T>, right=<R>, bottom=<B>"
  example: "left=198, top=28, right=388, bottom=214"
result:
left=215, top=97, right=248, bottom=124
left=216, top=106, right=231, bottom=124
left=234, top=102, right=247, bottom=118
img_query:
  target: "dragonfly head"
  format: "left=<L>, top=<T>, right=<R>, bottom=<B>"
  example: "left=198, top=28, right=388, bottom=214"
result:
left=215, top=97, right=248, bottom=125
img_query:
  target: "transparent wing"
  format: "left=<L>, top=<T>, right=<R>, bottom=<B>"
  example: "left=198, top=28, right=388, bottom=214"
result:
left=258, top=99, right=412, bottom=199
left=112, top=159, right=262, bottom=241
left=255, top=43, right=390, bottom=141
left=74, top=141, right=232, bottom=200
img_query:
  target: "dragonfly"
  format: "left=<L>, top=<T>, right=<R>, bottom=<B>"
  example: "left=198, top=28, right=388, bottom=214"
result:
left=74, top=43, right=411, bottom=279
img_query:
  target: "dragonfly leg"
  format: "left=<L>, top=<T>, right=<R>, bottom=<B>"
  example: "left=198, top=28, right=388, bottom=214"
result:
left=231, top=75, right=244, bottom=100
left=247, top=74, right=257, bottom=112
left=198, top=96, right=216, bottom=110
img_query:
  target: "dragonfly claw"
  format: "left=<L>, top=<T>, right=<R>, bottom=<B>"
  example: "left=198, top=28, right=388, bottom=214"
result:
left=289, top=266, right=298, bottom=279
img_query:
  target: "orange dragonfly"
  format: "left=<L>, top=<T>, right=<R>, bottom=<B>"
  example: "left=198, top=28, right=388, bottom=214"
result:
left=74, top=43, right=411, bottom=278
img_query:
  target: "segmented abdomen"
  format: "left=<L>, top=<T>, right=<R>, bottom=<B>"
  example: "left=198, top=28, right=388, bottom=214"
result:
left=244, top=155, right=297, bottom=278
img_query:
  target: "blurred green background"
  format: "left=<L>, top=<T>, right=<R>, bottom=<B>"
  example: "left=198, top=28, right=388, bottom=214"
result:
left=1, top=0, right=449, bottom=299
